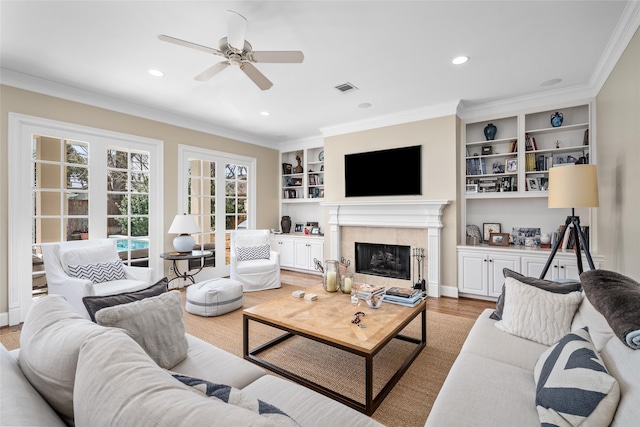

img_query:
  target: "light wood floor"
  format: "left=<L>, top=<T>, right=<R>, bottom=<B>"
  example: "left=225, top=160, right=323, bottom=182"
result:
left=0, top=270, right=495, bottom=336
left=281, top=270, right=495, bottom=320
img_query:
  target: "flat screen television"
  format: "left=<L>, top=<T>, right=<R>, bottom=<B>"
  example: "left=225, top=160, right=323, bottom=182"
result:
left=345, top=145, right=422, bottom=197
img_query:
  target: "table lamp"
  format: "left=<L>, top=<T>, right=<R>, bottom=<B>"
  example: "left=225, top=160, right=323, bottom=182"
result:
left=168, top=214, right=199, bottom=253
left=539, top=164, right=599, bottom=279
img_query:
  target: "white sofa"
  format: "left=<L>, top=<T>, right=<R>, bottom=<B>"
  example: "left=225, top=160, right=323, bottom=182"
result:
left=0, top=295, right=381, bottom=427
left=426, top=270, right=640, bottom=427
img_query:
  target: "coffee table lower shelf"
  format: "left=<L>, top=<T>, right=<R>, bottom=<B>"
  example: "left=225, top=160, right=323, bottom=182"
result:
left=243, top=306, right=426, bottom=415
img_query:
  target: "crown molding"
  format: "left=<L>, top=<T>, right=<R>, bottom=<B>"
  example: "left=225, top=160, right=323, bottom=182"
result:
left=319, top=100, right=461, bottom=138
left=0, top=69, right=278, bottom=149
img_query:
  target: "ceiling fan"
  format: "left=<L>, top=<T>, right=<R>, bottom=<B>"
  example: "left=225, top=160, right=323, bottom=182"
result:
left=158, top=10, right=304, bottom=90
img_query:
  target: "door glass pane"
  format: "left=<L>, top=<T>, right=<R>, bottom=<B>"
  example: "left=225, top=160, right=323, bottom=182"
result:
left=66, top=141, right=88, bottom=164
left=39, top=218, right=61, bottom=243
left=37, top=163, right=61, bottom=189
left=36, top=136, right=61, bottom=162
left=37, top=192, right=60, bottom=216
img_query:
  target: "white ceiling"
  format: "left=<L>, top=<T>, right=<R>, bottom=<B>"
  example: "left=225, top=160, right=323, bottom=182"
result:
left=1, top=1, right=639, bottom=148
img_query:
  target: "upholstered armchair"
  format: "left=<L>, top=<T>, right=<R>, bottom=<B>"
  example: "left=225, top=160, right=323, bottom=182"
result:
left=41, top=239, right=152, bottom=318
left=230, top=230, right=280, bottom=292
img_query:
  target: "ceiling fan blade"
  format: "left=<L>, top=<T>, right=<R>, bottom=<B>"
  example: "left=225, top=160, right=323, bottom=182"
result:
left=240, top=62, right=273, bottom=90
left=251, top=51, right=304, bottom=63
left=158, top=34, right=224, bottom=57
left=195, top=62, right=230, bottom=81
left=226, top=10, right=247, bottom=51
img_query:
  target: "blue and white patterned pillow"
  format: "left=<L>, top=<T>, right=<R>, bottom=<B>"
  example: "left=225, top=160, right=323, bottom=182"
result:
left=68, top=261, right=126, bottom=283
left=236, top=244, right=271, bottom=261
left=534, top=327, right=620, bottom=426
left=172, top=374, right=299, bottom=426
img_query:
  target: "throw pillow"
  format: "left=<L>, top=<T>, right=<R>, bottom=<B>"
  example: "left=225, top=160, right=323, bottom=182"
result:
left=580, top=269, right=640, bottom=350
left=95, top=291, right=188, bottom=369
left=495, top=277, right=583, bottom=345
left=67, top=260, right=126, bottom=283
left=534, top=327, right=620, bottom=426
left=490, top=268, right=582, bottom=320
left=82, top=277, right=168, bottom=322
left=18, top=295, right=108, bottom=424
left=172, top=374, right=299, bottom=426
left=236, top=244, right=271, bottom=261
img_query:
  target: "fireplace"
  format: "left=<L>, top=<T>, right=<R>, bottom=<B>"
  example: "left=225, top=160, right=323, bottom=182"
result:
left=355, top=242, right=410, bottom=280
left=322, top=200, right=450, bottom=297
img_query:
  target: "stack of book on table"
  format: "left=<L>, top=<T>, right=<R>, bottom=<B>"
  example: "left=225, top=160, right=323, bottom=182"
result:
left=383, top=287, right=425, bottom=307
left=356, top=284, right=385, bottom=300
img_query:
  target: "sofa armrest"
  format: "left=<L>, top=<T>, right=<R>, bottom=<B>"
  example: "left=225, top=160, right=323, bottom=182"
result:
left=123, top=266, right=153, bottom=283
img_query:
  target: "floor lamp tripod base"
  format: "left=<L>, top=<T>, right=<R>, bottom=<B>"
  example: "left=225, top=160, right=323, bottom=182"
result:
left=539, top=212, right=595, bottom=280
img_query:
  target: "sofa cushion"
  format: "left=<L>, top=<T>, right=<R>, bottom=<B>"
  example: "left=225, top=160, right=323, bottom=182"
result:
left=18, top=295, right=108, bottom=424
left=534, top=327, right=620, bottom=426
left=74, top=329, right=277, bottom=427
left=96, top=291, right=188, bottom=369
left=172, top=374, right=299, bottom=426
left=83, top=277, right=168, bottom=322
left=491, top=269, right=582, bottom=320
left=242, top=375, right=385, bottom=427
left=1, top=344, right=66, bottom=427
left=236, top=244, right=271, bottom=261
left=495, top=277, right=583, bottom=345
left=580, top=269, right=640, bottom=349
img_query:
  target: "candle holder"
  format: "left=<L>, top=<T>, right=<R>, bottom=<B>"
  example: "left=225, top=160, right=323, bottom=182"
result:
left=322, top=260, right=339, bottom=292
left=341, top=272, right=354, bottom=294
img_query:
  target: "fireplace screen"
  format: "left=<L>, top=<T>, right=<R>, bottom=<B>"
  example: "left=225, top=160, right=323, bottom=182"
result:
left=355, top=242, right=411, bottom=280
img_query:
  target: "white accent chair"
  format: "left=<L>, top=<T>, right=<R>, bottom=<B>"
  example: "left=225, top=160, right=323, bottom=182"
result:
left=41, top=239, right=153, bottom=319
left=230, top=230, right=280, bottom=292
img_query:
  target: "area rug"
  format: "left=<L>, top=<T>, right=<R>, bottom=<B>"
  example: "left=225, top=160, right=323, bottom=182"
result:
left=182, top=284, right=475, bottom=427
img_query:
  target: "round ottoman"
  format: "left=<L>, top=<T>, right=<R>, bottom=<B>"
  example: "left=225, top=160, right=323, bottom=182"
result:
left=186, top=278, right=243, bottom=317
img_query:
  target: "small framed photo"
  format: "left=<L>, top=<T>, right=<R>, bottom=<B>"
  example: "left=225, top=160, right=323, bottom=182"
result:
left=466, top=183, right=478, bottom=193
left=505, top=158, right=518, bottom=173
left=489, top=232, right=510, bottom=246
left=310, top=227, right=321, bottom=235
left=481, top=146, right=493, bottom=155
left=526, top=177, right=540, bottom=191
left=483, top=223, right=501, bottom=242
left=294, top=223, right=304, bottom=233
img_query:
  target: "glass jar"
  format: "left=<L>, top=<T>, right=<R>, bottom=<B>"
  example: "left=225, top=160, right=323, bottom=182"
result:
left=322, top=260, right=339, bottom=292
left=341, top=272, right=354, bottom=294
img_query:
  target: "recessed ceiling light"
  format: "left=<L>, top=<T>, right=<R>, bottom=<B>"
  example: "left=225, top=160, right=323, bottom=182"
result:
left=540, top=78, right=562, bottom=87
left=260, top=111, right=270, bottom=116
left=148, top=69, right=164, bottom=77
left=452, top=56, right=469, bottom=65
left=358, top=103, right=372, bottom=109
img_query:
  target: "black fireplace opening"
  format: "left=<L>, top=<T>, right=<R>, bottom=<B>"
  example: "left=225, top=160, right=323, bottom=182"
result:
left=355, top=242, right=411, bottom=280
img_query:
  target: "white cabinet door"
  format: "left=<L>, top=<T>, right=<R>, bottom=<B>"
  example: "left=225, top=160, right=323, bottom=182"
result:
left=522, top=254, right=601, bottom=281
left=308, top=240, right=323, bottom=270
left=294, top=240, right=310, bottom=270
left=521, top=256, right=553, bottom=280
left=488, top=255, right=520, bottom=297
left=458, top=251, right=488, bottom=296
left=273, top=237, right=294, bottom=267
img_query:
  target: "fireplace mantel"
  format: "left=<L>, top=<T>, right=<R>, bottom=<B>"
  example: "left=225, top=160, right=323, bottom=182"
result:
left=321, top=200, right=450, bottom=297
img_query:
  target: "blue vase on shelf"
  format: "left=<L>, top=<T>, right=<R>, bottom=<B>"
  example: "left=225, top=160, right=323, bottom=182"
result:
left=484, top=123, right=497, bottom=141
left=550, top=112, right=563, bottom=127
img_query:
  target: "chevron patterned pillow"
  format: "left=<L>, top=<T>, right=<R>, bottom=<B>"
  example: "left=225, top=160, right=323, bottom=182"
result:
left=236, top=244, right=270, bottom=261
left=534, top=327, right=620, bottom=426
left=68, top=261, right=126, bottom=283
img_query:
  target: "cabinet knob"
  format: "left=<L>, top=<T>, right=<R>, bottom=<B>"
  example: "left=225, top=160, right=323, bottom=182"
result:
left=489, top=259, right=493, bottom=262
left=483, top=259, right=487, bottom=262
left=560, top=265, right=565, bottom=269
left=554, top=265, right=558, bottom=268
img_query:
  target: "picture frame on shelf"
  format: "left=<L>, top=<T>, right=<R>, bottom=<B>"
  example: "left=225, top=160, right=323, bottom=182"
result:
left=310, top=227, right=321, bottom=235
left=489, top=232, right=510, bottom=246
left=292, top=178, right=303, bottom=186
left=505, top=158, right=518, bottom=172
left=282, top=163, right=293, bottom=175
left=526, top=177, right=540, bottom=191
left=511, top=227, right=541, bottom=246
left=481, top=146, right=493, bottom=155
left=483, top=223, right=501, bottom=242
left=465, top=183, right=478, bottom=193
left=294, top=223, right=304, bottom=233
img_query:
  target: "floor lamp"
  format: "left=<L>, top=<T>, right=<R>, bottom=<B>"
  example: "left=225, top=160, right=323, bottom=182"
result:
left=539, top=164, right=599, bottom=279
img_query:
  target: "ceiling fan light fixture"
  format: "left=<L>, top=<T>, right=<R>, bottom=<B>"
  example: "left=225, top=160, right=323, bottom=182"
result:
left=452, top=56, right=469, bottom=65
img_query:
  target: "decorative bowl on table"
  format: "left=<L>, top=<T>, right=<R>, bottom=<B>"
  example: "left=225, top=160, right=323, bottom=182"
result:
left=366, top=294, right=383, bottom=309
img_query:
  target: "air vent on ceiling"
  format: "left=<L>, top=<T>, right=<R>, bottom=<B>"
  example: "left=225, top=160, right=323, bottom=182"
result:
left=335, top=82, right=358, bottom=93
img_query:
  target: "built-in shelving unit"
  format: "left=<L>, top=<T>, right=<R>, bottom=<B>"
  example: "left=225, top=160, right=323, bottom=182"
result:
left=281, top=146, right=324, bottom=201
left=459, top=102, right=600, bottom=298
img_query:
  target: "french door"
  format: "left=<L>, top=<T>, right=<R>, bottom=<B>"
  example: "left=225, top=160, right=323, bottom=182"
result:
left=7, top=113, right=163, bottom=325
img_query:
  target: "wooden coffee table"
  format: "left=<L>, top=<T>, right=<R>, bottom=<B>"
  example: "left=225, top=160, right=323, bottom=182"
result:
left=243, top=284, right=426, bottom=415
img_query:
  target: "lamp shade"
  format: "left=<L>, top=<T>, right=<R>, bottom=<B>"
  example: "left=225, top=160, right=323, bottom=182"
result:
left=168, top=214, right=200, bottom=235
left=548, top=164, right=599, bottom=208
